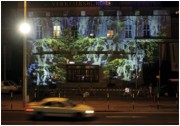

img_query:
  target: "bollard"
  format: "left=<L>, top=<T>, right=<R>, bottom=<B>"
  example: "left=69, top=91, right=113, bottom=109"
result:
left=176, top=93, right=178, bottom=109
left=83, top=93, right=85, bottom=104
left=107, top=93, right=110, bottom=110
left=157, top=93, right=159, bottom=109
left=59, top=91, right=61, bottom=97
left=132, top=93, right=135, bottom=110
left=58, top=88, right=61, bottom=97
left=10, top=91, right=14, bottom=110
left=34, top=88, right=37, bottom=101
left=64, top=90, right=66, bottom=97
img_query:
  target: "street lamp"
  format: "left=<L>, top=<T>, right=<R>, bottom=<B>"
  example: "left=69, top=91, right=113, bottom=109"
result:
left=19, top=22, right=30, bottom=34
left=19, top=0, right=30, bottom=107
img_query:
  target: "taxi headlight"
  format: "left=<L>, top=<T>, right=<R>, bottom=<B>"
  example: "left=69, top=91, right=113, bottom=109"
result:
left=85, top=110, right=94, bottom=114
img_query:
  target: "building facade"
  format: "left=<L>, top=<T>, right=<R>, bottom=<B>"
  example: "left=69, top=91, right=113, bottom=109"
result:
left=17, top=1, right=179, bottom=88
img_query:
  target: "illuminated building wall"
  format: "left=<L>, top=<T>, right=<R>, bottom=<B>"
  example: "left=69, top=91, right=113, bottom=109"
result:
left=27, top=10, right=172, bottom=86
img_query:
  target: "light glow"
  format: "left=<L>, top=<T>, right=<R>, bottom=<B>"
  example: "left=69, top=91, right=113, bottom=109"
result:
left=25, top=107, right=34, bottom=112
left=85, top=110, right=94, bottom=114
left=19, top=22, right=31, bottom=34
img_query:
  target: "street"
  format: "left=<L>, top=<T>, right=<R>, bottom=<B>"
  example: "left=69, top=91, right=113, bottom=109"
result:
left=1, top=111, right=178, bottom=125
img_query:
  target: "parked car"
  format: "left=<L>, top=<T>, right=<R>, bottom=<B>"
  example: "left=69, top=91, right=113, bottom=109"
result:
left=25, top=97, right=95, bottom=120
left=1, top=80, right=21, bottom=94
left=159, top=84, right=177, bottom=96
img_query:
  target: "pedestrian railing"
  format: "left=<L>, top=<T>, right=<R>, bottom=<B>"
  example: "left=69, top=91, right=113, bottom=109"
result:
left=1, top=87, right=178, bottom=111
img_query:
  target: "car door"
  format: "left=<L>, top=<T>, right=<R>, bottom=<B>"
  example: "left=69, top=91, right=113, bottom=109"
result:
left=41, top=101, right=68, bottom=117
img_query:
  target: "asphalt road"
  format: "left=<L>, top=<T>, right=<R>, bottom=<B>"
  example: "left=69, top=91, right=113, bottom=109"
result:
left=1, top=111, right=178, bottom=125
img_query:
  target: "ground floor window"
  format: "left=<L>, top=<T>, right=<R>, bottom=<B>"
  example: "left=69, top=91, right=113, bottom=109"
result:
left=66, top=65, right=99, bottom=83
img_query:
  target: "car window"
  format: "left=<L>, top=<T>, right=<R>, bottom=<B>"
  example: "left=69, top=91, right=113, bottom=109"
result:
left=4, top=82, right=10, bottom=86
left=52, top=102, right=59, bottom=107
left=65, top=100, right=76, bottom=107
left=43, top=102, right=52, bottom=106
left=9, top=81, right=15, bottom=86
left=57, top=102, right=65, bottom=107
left=42, top=101, right=65, bottom=107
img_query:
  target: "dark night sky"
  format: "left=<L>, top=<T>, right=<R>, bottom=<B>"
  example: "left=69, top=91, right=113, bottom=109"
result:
left=1, top=1, right=23, bottom=82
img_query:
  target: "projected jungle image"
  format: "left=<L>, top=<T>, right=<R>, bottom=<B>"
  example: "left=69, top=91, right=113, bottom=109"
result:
left=28, top=15, right=171, bottom=86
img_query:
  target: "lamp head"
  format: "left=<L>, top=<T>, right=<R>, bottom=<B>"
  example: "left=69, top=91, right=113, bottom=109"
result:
left=19, top=22, right=30, bottom=34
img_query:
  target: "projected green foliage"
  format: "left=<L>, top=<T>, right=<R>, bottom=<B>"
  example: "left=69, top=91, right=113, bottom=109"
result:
left=139, top=42, right=158, bottom=63
left=33, top=27, right=78, bottom=84
left=73, top=37, right=94, bottom=51
left=73, top=55, right=86, bottom=63
left=29, top=15, right=170, bottom=85
left=53, top=55, right=66, bottom=64
left=103, top=58, right=125, bottom=78
left=48, top=65, right=66, bottom=83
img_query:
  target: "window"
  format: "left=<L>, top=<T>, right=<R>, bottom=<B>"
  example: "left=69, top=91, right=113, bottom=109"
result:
left=36, top=25, right=42, bottom=39
left=52, top=102, right=65, bottom=107
left=57, top=102, right=65, bottom=107
left=135, top=10, right=140, bottom=16
left=66, top=65, right=99, bottom=83
left=46, top=12, right=50, bottom=17
left=43, top=102, right=64, bottom=107
left=81, top=11, right=86, bottom=16
left=143, top=22, right=150, bottom=37
left=99, top=10, right=104, bottom=16
left=107, top=30, right=114, bottom=38
left=43, top=102, right=52, bottom=106
left=28, top=12, right=34, bottom=17
left=125, top=25, right=132, bottom=38
left=117, top=10, right=122, bottom=16
left=4, top=82, right=10, bottom=86
left=53, top=26, right=61, bottom=39
left=153, top=10, right=169, bottom=16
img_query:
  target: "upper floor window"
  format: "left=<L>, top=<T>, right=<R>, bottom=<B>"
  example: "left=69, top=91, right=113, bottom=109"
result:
left=153, top=10, right=169, bottom=16
left=143, top=22, right=150, bottom=37
left=135, top=10, right=140, bottom=16
left=53, top=26, right=60, bottom=39
left=125, top=25, right=132, bottom=38
left=81, top=11, right=86, bottom=16
left=36, top=25, right=42, bottom=39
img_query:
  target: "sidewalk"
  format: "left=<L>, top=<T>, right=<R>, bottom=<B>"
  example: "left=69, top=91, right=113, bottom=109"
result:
left=1, top=98, right=178, bottom=112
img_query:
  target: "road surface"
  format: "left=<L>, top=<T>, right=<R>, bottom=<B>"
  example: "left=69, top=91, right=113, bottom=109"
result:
left=1, top=111, right=178, bottom=125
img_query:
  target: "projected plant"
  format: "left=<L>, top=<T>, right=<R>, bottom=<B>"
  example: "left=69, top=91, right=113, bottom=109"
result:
left=28, top=15, right=170, bottom=85
left=103, top=58, right=125, bottom=78
left=138, top=42, right=158, bottom=63
left=48, top=65, right=66, bottom=83
left=73, top=55, right=86, bottom=63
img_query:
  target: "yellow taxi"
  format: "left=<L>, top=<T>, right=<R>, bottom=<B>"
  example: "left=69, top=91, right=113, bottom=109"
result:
left=25, top=97, right=95, bottom=120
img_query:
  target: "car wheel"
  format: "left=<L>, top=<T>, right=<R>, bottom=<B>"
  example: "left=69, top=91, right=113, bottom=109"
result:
left=35, top=112, right=44, bottom=120
left=74, top=112, right=84, bottom=120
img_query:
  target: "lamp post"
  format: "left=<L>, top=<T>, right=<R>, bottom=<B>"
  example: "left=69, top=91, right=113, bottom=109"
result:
left=19, top=0, right=30, bottom=107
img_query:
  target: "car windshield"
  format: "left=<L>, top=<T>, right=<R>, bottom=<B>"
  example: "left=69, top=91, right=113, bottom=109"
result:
left=8, top=81, right=16, bottom=86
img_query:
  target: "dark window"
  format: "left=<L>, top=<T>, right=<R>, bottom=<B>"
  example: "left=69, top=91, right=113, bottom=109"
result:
left=4, top=82, right=10, bottom=86
left=43, top=102, right=52, bottom=106
left=143, top=24, right=150, bottom=37
left=125, top=25, right=132, bottom=38
left=66, top=65, right=99, bottom=83
left=36, top=25, right=42, bottom=39
left=57, top=102, right=65, bottom=107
